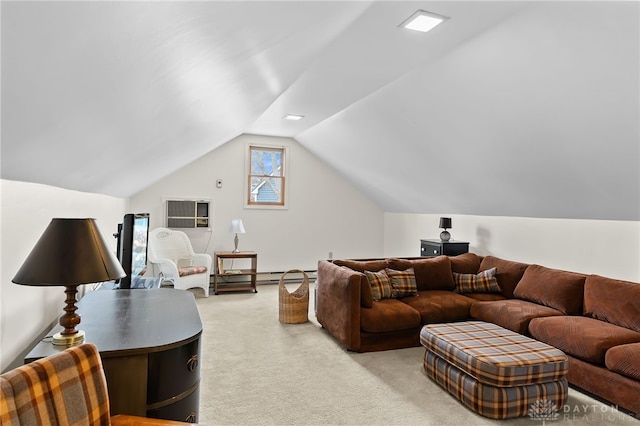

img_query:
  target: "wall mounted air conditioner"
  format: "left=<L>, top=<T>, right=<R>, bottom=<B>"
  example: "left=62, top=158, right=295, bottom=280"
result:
left=166, top=199, right=211, bottom=229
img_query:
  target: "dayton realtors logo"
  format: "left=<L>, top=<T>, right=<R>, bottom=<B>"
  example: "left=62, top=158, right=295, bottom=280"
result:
left=528, top=399, right=560, bottom=425
left=529, top=400, right=638, bottom=423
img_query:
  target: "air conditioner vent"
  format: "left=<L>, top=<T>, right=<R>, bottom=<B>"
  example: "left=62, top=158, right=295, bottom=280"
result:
left=166, top=199, right=211, bottom=229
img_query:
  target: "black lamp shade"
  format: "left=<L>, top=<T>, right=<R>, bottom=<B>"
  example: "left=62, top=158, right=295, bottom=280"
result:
left=12, top=218, right=126, bottom=286
left=439, top=217, right=452, bottom=229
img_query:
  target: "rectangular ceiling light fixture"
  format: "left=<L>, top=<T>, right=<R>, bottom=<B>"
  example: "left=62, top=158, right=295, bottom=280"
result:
left=283, top=114, right=305, bottom=121
left=400, top=10, right=449, bottom=33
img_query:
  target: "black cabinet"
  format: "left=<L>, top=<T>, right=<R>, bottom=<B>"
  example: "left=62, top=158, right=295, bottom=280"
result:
left=420, top=239, right=469, bottom=257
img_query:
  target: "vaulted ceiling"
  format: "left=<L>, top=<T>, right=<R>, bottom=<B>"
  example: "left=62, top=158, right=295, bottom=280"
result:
left=2, top=1, right=638, bottom=220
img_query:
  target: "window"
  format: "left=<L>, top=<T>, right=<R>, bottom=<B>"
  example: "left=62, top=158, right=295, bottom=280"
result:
left=246, top=145, right=286, bottom=208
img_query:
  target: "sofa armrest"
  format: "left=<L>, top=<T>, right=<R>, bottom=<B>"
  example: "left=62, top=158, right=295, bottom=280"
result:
left=316, top=260, right=363, bottom=351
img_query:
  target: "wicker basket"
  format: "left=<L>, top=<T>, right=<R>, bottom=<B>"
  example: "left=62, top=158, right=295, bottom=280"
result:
left=279, top=269, right=309, bottom=324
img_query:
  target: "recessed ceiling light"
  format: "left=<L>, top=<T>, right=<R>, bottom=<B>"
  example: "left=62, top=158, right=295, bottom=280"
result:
left=283, top=114, right=305, bottom=121
left=400, top=10, right=449, bottom=33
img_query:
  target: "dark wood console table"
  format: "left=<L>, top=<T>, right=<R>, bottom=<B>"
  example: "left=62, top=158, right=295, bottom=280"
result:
left=25, top=289, right=202, bottom=423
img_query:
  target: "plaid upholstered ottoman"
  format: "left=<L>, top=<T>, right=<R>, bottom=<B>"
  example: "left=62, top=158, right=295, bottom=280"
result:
left=420, top=321, right=568, bottom=419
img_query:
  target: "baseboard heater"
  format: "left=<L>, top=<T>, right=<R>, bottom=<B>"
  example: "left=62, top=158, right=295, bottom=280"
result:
left=256, top=270, right=317, bottom=284
left=214, top=270, right=316, bottom=285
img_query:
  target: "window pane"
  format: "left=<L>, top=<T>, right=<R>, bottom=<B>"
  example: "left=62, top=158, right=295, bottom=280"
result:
left=251, top=149, right=282, bottom=177
left=250, top=176, right=283, bottom=203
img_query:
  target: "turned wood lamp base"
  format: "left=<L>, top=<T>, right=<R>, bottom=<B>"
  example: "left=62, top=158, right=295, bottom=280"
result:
left=52, top=284, right=85, bottom=346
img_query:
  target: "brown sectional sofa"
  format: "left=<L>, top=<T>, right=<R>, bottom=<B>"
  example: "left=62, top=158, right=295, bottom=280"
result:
left=315, top=253, right=640, bottom=415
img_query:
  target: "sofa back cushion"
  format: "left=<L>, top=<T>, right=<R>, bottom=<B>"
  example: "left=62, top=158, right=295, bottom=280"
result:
left=513, top=265, right=586, bottom=315
left=449, top=252, right=482, bottom=274
left=388, top=256, right=455, bottom=291
left=584, top=275, right=640, bottom=332
left=333, top=259, right=388, bottom=272
left=478, top=256, right=529, bottom=298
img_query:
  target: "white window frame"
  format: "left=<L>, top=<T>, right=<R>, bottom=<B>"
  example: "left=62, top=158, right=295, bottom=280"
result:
left=244, top=143, right=289, bottom=210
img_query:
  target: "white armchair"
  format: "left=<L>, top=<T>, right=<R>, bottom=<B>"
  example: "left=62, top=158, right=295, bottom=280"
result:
left=148, top=227, right=212, bottom=297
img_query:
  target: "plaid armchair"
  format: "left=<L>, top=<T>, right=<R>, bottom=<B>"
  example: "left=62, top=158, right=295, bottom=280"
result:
left=0, top=343, right=110, bottom=426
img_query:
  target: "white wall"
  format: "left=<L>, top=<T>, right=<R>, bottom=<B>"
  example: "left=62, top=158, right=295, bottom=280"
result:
left=385, top=213, right=640, bottom=282
left=0, top=180, right=126, bottom=371
left=128, top=134, right=384, bottom=272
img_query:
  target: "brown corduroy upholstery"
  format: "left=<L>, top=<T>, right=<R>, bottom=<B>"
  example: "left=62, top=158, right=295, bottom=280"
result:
left=449, top=252, right=482, bottom=274
left=529, top=316, right=640, bottom=364
left=471, top=299, right=564, bottom=335
left=388, top=256, right=455, bottom=291
left=513, top=264, right=586, bottom=315
left=478, top=256, right=529, bottom=298
left=584, top=275, right=640, bottom=332
left=605, top=342, right=640, bottom=380
left=402, top=291, right=474, bottom=324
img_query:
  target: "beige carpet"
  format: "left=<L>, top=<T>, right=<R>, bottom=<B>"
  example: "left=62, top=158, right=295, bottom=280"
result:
left=193, top=284, right=639, bottom=425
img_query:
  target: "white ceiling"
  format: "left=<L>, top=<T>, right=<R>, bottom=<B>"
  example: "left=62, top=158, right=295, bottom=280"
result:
left=2, top=1, right=638, bottom=220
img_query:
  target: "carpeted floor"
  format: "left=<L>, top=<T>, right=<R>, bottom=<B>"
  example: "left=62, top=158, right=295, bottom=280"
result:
left=193, top=283, right=639, bottom=425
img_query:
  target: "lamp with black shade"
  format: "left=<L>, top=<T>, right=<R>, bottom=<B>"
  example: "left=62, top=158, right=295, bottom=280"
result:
left=439, top=217, right=452, bottom=242
left=12, top=218, right=125, bottom=346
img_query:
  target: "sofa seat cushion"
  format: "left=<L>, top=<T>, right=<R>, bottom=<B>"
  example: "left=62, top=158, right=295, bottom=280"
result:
left=513, top=265, right=586, bottom=315
left=605, top=343, right=640, bottom=381
left=478, top=256, right=529, bottom=298
left=388, top=256, right=455, bottom=291
left=463, top=293, right=508, bottom=302
left=584, top=275, right=640, bottom=333
left=529, top=316, right=640, bottom=364
left=470, top=299, right=564, bottom=335
left=401, top=290, right=473, bottom=324
left=360, top=299, right=421, bottom=333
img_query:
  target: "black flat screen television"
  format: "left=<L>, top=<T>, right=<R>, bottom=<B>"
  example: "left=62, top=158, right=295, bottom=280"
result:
left=115, top=213, right=150, bottom=289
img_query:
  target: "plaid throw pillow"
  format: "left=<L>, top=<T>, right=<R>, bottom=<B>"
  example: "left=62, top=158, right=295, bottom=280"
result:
left=453, top=267, right=501, bottom=293
left=387, top=268, right=418, bottom=298
left=364, top=270, right=392, bottom=301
